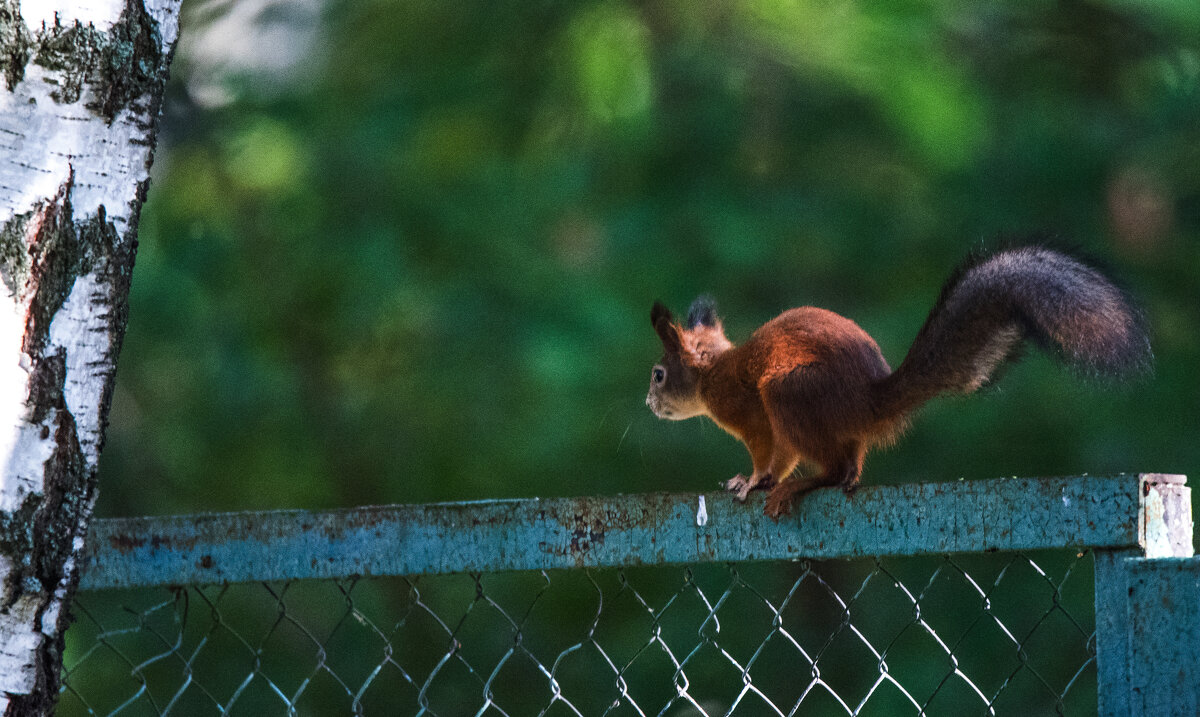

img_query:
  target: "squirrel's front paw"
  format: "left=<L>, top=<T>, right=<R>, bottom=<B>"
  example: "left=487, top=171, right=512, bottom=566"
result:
left=725, top=475, right=751, bottom=500
left=731, top=474, right=773, bottom=502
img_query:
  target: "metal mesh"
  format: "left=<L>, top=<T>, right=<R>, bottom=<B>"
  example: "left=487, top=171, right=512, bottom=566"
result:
left=60, top=551, right=1096, bottom=716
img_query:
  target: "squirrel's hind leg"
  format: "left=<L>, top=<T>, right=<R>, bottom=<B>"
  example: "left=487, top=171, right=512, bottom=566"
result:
left=763, top=443, right=864, bottom=519
left=763, top=476, right=815, bottom=518
left=836, top=445, right=866, bottom=495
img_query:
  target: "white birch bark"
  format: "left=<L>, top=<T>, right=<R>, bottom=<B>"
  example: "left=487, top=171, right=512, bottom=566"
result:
left=0, top=0, right=181, bottom=712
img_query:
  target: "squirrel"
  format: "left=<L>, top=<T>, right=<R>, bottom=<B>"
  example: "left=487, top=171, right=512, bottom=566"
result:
left=645, top=244, right=1152, bottom=519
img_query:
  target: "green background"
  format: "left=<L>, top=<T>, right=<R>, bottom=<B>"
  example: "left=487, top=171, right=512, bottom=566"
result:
left=65, top=1, right=1200, bottom=713
left=96, top=0, right=1200, bottom=517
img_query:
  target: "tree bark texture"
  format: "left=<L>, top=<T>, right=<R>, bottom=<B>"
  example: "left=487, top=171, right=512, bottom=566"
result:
left=0, top=0, right=181, bottom=712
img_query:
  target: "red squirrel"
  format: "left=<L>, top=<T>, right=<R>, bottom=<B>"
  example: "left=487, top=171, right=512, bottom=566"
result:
left=646, top=245, right=1151, bottom=519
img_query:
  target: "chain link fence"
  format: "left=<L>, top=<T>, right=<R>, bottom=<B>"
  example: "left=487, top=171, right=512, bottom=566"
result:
left=61, top=550, right=1096, bottom=716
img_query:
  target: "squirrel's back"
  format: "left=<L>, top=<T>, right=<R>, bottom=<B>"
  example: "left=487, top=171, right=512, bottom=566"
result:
left=743, top=307, right=890, bottom=384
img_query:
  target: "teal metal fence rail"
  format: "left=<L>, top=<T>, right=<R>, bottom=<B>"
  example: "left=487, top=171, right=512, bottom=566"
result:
left=61, top=474, right=1194, bottom=715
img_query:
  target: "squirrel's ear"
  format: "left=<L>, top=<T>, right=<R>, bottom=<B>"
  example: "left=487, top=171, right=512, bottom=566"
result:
left=651, top=301, right=673, bottom=327
left=686, top=295, right=719, bottom=328
left=651, top=302, right=682, bottom=352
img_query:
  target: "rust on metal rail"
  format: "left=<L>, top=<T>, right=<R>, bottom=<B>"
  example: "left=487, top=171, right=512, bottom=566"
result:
left=78, top=473, right=1189, bottom=590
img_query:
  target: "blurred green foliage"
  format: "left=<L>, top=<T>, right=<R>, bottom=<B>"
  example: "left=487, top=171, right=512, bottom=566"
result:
left=68, top=3, right=1200, bottom=714
left=95, top=0, right=1200, bottom=517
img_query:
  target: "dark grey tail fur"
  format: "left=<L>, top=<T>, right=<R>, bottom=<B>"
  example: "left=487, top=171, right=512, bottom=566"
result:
left=873, top=245, right=1152, bottom=420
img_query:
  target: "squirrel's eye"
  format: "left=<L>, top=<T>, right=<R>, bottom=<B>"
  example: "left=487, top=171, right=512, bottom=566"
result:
left=652, top=367, right=666, bottom=384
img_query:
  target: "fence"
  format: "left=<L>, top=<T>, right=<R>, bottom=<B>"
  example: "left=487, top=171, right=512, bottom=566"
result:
left=61, top=474, right=1195, bottom=715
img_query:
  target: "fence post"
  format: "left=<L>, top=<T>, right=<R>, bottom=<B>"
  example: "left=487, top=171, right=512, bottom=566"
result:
left=1124, top=558, right=1200, bottom=714
left=1094, top=474, right=1193, bottom=716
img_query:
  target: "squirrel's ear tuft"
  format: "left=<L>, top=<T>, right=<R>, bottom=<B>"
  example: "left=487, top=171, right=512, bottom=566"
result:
left=651, top=301, right=673, bottom=328
left=651, top=302, right=682, bottom=352
left=687, top=295, right=719, bottom=328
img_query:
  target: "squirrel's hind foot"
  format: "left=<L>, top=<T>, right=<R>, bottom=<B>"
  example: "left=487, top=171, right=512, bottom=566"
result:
left=763, top=480, right=803, bottom=520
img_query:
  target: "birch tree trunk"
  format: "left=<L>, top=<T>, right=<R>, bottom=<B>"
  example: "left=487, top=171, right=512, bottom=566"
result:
left=0, top=0, right=181, bottom=712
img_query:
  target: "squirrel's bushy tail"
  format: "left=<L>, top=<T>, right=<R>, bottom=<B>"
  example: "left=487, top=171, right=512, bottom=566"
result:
left=873, top=245, right=1152, bottom=421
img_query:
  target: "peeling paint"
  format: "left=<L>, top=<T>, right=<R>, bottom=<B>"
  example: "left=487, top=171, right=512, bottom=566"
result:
left=1142, top=488, right=1171, bottom=558
left=78, top=474, right=1187, bottom=590
left=1139, top=475, right=1194, bottom=559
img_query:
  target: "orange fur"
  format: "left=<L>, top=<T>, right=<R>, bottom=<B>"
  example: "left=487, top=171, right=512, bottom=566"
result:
left=693, top=308, right=900, bottom=515
left=646, top=246, right=1150, bottom=520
